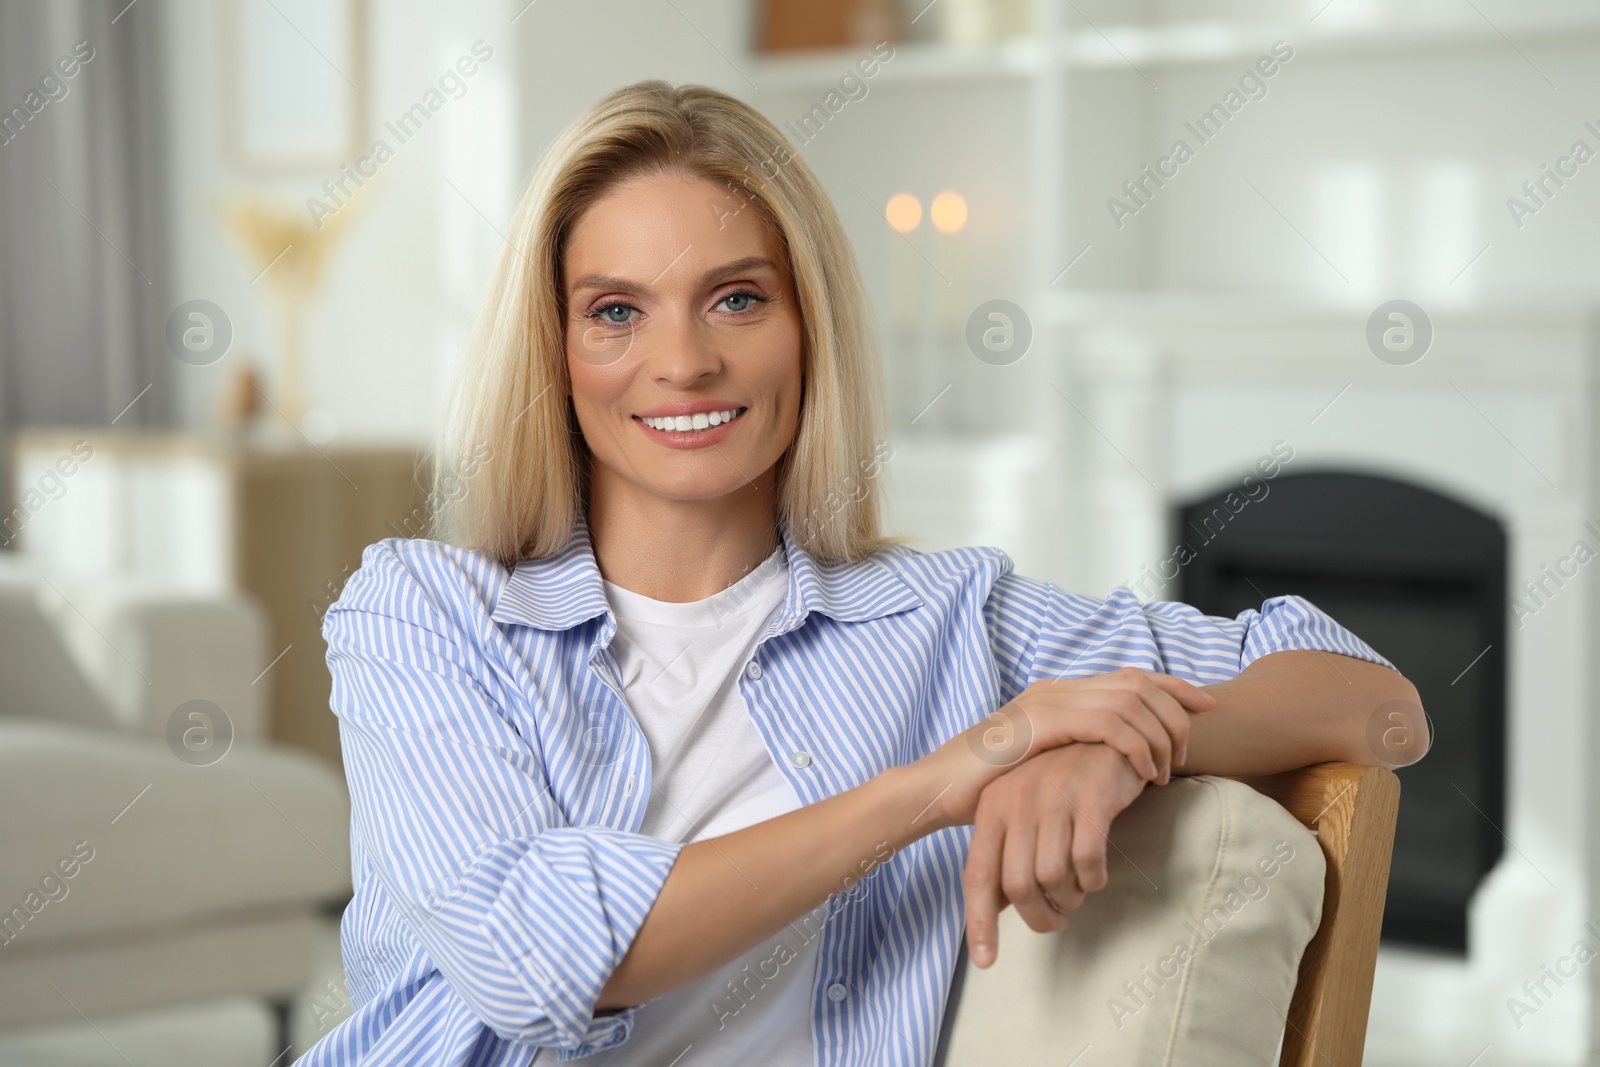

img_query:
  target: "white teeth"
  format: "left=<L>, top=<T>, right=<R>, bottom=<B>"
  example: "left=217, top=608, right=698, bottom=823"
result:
left=642, top=408, right=742, bottom=432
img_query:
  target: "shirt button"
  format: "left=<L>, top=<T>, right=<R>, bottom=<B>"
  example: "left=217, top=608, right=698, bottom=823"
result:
left=790, top=750, right=812, bottom=769
left=745, top=660, right=764, bottom=680
left=827, top=982, right=848, bottom=1002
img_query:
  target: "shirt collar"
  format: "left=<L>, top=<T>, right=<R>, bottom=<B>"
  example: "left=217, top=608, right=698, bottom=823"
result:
left=489, top=512, right=923, bottom=634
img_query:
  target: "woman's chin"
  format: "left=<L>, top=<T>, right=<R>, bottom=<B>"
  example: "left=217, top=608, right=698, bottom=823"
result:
left=628, top=466, right=767, bottom=505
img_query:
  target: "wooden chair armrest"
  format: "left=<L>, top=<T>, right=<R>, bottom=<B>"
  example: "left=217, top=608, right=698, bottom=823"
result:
left=1224, top=762, right=1401, bottom=1067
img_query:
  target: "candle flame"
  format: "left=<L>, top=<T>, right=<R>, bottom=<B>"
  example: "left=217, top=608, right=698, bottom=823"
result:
left=886, top=193, right=921, bottom=233
left=932, top=191, right=967, bottom=234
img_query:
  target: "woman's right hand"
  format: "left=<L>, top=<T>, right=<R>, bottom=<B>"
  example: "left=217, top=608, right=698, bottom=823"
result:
left=909, top=667, right=1217, bottom=832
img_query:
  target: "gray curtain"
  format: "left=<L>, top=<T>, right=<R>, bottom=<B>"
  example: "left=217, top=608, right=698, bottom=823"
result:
left=0, top=0, right=171, bottom=515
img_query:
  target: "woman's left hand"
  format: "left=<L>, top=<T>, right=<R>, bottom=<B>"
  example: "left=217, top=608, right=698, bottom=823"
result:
left=962, top=741, right=1150, bottom=969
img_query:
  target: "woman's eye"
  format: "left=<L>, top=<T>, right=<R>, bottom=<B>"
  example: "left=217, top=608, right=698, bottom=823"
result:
left=588, top=302, right=635, bottom=326
left=717, top=289, right=766, bottom=314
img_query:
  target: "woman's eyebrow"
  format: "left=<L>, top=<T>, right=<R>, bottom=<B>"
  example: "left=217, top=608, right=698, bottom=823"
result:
left=569, top=256, right=777, bottom=296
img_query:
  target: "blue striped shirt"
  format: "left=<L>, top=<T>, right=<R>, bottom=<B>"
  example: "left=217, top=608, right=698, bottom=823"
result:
left=300, top=512, right=1394, bottom=1066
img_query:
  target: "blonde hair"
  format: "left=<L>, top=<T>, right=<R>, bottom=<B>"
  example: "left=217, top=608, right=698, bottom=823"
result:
left=435, top=79, right=911, bottom=566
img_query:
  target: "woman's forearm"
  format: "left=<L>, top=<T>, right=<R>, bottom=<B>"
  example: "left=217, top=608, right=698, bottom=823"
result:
left=596, top=664, right=1212, bottom=1010
left=1176, top=649, right=1427, bottom=777
left=595, top=762, right=943, bottom=1010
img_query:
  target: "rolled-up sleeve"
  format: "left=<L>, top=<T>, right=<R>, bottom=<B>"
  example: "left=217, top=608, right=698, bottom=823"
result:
left=984, top=571, right=1396, bottom=700
left=323, top=541, right=682, bottom=1057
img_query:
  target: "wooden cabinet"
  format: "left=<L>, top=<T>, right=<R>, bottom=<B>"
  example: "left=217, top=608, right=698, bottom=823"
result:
left=8, top=428, right=429, bottom=774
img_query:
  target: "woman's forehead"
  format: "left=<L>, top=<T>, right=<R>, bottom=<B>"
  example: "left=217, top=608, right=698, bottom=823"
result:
left=564, top=174, right=786, bottom=292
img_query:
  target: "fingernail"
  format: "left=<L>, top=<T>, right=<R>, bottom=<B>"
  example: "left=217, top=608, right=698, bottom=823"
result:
left=973, top=943, right=993, bottom=968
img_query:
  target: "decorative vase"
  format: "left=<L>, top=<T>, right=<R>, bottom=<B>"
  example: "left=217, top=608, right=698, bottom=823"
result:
left=222, top=194, right=364, bottom=434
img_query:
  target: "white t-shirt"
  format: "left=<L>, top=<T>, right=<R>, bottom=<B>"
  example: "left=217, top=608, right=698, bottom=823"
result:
left=580, top=546, right=819, bottom=1066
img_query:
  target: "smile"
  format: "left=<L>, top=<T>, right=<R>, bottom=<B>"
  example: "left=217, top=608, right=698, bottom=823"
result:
left=636, top=407, right=748, bottom=433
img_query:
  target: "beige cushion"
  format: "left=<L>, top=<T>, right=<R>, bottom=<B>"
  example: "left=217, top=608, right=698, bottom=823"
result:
left=0, top=565, right=271, bottom=742
left=0, top=720, right=350, bottom=949
left=0, top=580, right=118, bottom=730
left=936, top=774, right=1325, bottom=1067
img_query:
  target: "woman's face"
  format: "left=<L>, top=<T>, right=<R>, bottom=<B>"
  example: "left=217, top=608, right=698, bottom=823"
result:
left=563, top=170, right=804, bottom=511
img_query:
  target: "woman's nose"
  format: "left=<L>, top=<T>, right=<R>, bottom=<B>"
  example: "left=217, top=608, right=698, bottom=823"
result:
left=645, top=312, right=721, bottom=385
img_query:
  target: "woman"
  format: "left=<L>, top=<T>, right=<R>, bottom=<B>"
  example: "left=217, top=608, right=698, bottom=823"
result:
left=301, top=81, right=1425, bottom=1066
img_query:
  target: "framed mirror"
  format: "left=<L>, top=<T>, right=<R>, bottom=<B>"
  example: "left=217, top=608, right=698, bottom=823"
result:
left=224, top=0, right=366, bottom=173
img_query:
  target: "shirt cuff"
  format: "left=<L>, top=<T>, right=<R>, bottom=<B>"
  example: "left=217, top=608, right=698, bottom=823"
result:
left=482, top=828, right=684, bottom=1055
left=1240, top=594, right=1396, bottom=673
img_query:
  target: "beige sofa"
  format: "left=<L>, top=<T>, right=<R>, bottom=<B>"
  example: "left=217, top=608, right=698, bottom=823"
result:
left=0, top=555, right=350, bottom=1043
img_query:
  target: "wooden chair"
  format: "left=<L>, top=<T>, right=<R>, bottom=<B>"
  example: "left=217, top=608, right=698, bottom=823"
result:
left=1227, top=762, right=1402, bottom=1067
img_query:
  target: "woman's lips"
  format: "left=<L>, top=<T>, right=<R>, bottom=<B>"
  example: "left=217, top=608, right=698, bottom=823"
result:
left=633, top=407, right=747, bottom=450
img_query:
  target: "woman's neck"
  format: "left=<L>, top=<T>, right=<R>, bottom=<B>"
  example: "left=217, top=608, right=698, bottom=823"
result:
left=587, top=473, right=780, bottom=603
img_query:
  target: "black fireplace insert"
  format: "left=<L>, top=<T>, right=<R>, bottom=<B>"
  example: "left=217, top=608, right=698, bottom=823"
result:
left=1177, top=468, right=1507, bottom=953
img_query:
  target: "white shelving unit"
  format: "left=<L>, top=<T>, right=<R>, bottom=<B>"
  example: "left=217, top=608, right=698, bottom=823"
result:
left=745, top=0, right=1600, bottom=585
left=752, top=3, right=1600, bottom=86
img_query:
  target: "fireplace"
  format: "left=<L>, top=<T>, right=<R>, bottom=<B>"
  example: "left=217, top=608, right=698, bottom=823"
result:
left=1019, top=294, right=1597, bottom=1059
left=1176, top=469, right=1508, bottom=953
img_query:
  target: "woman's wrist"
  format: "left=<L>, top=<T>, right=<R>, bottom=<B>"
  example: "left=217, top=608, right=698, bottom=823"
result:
left=877, top=739, right=999, bottom=838
left=864, top=761, right=962, bottom=845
